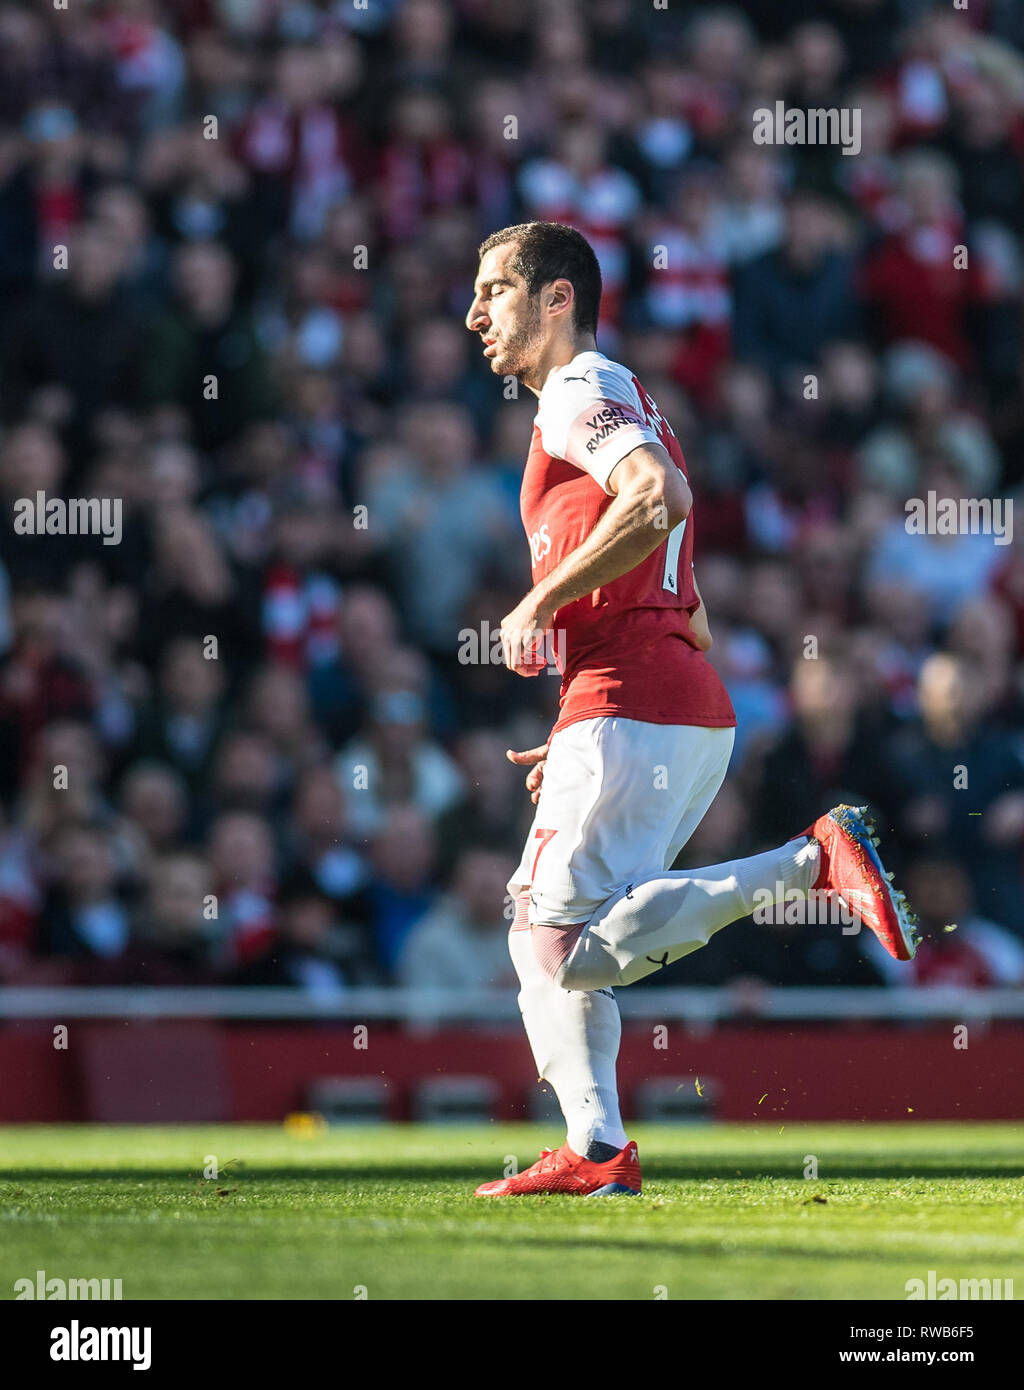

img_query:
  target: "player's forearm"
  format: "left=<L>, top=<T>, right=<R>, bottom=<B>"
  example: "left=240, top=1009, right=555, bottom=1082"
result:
left=534, top=482, right=687, bottom=614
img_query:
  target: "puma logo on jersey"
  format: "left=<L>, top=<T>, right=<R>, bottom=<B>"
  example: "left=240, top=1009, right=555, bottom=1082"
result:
left=563, top=370, right=592, bottom=382
left=529, top=523, right=551, bottom=562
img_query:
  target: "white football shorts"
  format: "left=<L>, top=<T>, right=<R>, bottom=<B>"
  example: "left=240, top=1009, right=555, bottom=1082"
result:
left=508, top=716, right=736, bottom=926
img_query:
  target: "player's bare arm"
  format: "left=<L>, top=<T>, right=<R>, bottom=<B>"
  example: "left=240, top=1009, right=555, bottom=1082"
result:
left=499, top=441, right=691, bottom=675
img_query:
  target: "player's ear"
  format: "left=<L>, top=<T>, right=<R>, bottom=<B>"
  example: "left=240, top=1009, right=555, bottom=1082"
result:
left=546, top=278, right=575, bottom=318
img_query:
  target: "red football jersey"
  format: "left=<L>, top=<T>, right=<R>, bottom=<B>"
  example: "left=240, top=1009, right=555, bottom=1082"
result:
left=521, top=350, right=736, bottom=736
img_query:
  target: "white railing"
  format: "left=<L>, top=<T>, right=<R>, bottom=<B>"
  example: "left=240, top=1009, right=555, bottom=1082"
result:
left=0, top=986, right=1022, bottom=1022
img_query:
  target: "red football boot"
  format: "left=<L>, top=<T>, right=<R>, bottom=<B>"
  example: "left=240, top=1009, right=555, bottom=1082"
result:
left=475, top=1141, right=641, bottom=1197
left=803, top=804, right=919, bottom=961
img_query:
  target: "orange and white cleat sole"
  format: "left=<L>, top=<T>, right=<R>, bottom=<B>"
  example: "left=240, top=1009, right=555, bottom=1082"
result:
left=803, top=803, right=919, bottom=961
left=475, top=1141, right=641, bottom=1197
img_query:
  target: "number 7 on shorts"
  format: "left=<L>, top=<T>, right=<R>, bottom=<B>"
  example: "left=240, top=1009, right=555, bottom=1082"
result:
left=531, top=827, right=558, bottom=883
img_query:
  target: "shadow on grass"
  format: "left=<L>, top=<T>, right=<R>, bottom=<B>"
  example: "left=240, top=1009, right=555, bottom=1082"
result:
left=1, top=1162, right=1021, bottom=1183
left=0, top=1224, right=1002, bottom=1272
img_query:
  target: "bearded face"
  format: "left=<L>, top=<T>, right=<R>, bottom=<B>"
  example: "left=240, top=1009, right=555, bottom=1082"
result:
left=487, top=291, right=545, bottom=380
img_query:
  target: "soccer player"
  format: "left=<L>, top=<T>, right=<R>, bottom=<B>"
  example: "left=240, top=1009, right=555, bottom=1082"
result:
left=464, top=222, right=917, bottom=1197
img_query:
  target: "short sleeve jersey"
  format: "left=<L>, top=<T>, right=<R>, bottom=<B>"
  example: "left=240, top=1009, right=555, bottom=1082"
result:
left=522, top=350, right=736, bottom=735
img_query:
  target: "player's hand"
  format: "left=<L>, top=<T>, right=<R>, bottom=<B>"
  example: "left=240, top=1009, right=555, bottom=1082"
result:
left=506, top=743, right=549, bottom=804
left=500, top=593, right=554, bottom=676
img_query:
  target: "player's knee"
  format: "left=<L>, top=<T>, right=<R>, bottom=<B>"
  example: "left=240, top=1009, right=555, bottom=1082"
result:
left=556, top=957, right=612, bottom=992
left=551, top=961, right=573, bottom=991
left=529, top=922, right=617, bottom=991
left=536, top=928, right=614, bottom=995
left=545, top=955, right=590, bottom=992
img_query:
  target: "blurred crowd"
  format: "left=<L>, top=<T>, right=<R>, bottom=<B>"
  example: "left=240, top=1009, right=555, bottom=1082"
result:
left=1, top=0, right=1024, bottom=996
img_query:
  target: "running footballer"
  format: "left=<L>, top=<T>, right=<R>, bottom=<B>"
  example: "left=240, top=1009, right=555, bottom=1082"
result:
left=464, top=221, right=917, bottom=1197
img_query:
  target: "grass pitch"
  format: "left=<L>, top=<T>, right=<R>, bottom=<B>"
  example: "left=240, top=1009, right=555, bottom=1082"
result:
left=1, top=1123, right=1021, bottom=1300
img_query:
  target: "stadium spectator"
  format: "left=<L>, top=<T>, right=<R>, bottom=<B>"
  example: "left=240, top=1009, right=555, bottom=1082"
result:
left=115, top=759, right=189, bottom=870
left=138, top=240, right=278, bottom=452
left=749, top=652, right=889, bottom=850
left=336, top=647, right=464, bottom=838
left=732, top=189, right=862, bottom=382
left=860, top=151, right=983, bottom=369
left=881, top=653, right=1024, bottom=929
left=129, top=636, right=226, bottom=793
left=0, top=219, right=144, bottom=472
left=864, top=858, right=1024, bottom=986
left=866, top=457, right=1005, bottom=622
left=396, top=847, right=519, bottom=988
left=435, top=728, right=529, bottom=877
left=365, top=803, right=439, bottom=973
left=284, top=765, right=370, bottom=910
left=207, top=810, right=278, bottom=967
left=80, top=850, right=220, bottom=986
left=37, top=820, right=130, bottom=961
left=236, top=870, right=378, bottom=993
